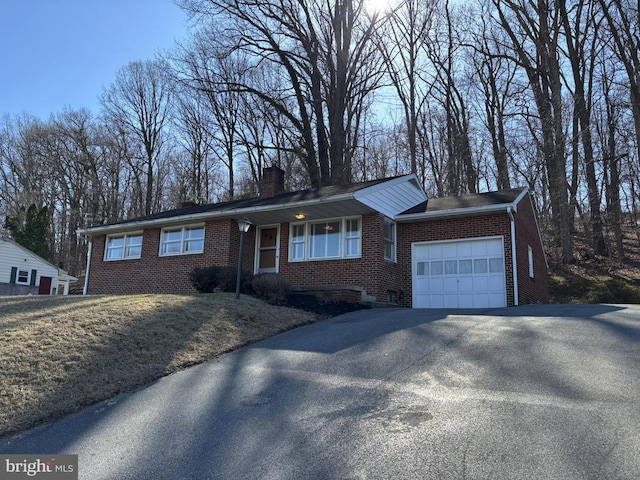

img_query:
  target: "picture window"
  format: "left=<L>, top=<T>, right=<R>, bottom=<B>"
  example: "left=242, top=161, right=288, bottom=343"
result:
left=289, top=217, right=361, bottom=261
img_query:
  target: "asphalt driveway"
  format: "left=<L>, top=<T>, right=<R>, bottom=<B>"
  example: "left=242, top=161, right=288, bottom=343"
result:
left=2, top=304, right=640, bottom=479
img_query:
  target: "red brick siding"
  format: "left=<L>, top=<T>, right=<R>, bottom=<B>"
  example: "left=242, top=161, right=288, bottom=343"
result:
left=86, top=219, right=256, bottom=294
left=277, top=214, right=401, bottom=303
left=514, top=194, right=550, bottom=304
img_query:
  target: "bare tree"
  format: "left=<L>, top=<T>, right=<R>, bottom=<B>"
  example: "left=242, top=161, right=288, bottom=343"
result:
left=0, top=115, right=53, bottom=212
left=377, top=0, right=436, bottom=183
left=559, top=0, right=607, bottom=256
left=598, top=0, right=640, bottom=166
left=178, top=0, right=386, bottom=187
left=594, top=47, right=631, bottom=262
left=467, top=0, right=520, bottom=190
left=423, top=1, right=478, bottom=195
left=172, top=86, right=217, bottom=203
left=493, top=0, right=574, bottom=263
left=0, top=110, right=119, bottom=275
left=46, top=109, right=103, bottom=272
left=100, top=60, right=173, bottom=215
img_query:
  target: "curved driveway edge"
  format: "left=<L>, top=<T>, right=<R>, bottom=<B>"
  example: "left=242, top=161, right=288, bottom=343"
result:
left=2, top=304, right=640, bottom=479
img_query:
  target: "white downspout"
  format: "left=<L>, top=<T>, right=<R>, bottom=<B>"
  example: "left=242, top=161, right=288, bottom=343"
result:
left=508, top=207, right=519, bottom=306
left=83, top=239, right=92, bottom=295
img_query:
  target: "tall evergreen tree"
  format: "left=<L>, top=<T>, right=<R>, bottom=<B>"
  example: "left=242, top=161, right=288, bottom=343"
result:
left=5, top=204, right=51, bottom=261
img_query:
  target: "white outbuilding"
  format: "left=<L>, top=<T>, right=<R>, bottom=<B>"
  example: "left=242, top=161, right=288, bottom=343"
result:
left=0, top=236, right=77, bottom=295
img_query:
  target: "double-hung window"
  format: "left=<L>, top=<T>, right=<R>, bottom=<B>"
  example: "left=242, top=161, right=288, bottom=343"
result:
left=290, top=224, right=306, bottom=260
left=105, top=233, right=143, bottom=260
left=290, top=217, right=361, bottom=261
left=160, top=226, right=205, bottom=256
left=345, top=219, right=361, bottom=257
left=384, top=218, right=396, bottom=262
left=16, top=269, right=30, bottom=284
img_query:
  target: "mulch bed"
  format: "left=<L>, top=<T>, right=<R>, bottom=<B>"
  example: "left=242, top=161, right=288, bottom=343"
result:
left=278, top=293, right=371, bottom=317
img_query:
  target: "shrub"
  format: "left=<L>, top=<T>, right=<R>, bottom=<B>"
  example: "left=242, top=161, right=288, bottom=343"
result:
left=190, top=266, right=219, bottom=293
left=251, top=273, right=291, bottom=302
left=216, top=266, right=253, bottom=293
left=190, top=266, right=253, bottom=294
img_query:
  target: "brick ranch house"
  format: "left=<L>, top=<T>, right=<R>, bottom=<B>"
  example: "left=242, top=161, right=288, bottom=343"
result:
left=79, top=168, right=549, bottom=308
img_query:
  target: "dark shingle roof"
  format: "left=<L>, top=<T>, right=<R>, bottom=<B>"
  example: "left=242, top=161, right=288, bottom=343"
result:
left=98, top=177, right=392, bottom=227
left=401, top=187, right=527, bottom=215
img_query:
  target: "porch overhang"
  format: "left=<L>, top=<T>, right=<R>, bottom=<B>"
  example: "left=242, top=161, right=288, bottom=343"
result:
left=78, top=196, right=378, bottom=236
left=77, top=174, right=426, bottom=236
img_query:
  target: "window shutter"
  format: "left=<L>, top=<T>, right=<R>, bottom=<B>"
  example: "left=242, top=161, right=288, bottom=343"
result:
left=30, top=269, right=37, bottom=286
left=10, top=267, right=17, bottom=284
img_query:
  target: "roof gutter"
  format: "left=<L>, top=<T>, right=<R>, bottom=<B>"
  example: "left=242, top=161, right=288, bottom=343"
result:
left=77, top=193, right=357, bottom=236
left=508, top=206, right=519, bottom=307
left=395, top=202, right=517, bottom=222
left=83, top=239, right=92, bottom=295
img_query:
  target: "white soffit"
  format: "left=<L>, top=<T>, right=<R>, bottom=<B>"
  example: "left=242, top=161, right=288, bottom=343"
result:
left=354, top=174, right=426, bottom=218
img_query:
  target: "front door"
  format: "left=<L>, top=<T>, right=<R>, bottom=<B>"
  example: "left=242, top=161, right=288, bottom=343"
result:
left=256, top=226, right=279, bottom=273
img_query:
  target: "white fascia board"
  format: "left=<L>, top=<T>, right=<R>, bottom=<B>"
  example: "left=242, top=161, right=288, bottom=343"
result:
left=395, top=202, right=515, bottom=222
left=77, top=193, right=356, bottom=236
left=510, top=187, right=548, bottom=268
left=58, top=272, right=78, bottom=282
left=512, top=187, right=529, bottom=207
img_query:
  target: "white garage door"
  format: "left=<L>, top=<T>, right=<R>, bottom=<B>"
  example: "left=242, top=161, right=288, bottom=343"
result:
left=412, top=237, right=507, bottom=308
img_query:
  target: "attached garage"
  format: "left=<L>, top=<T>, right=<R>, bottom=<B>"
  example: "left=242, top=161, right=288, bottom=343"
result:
left=412, top=236, right=507, bottom=308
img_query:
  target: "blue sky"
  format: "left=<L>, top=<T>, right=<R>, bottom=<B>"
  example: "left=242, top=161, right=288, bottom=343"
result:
left=0, top=0, right=189, bottom=120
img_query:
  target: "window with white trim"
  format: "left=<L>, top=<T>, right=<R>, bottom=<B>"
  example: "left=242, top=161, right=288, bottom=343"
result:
left=290, top=224, right=305, bottom=260
left=160, top=226, right=205, bottom=256
left=528, top=244, right=534, bottom=278
left=345, top=218, right=361, bottom=257
left=384, top=218, right=396, bottom=262
left=289, top=217, right=361, bottom=261
left=16, top=269, right=30, bottom=285
left=105, top=233, right=143, bottom=260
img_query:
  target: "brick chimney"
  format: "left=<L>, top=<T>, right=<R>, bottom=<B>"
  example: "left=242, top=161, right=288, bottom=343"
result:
left=260, top=165, right=285, bottom=197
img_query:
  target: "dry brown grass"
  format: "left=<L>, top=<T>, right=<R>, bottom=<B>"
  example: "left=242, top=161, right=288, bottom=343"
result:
left=0, top=293, right=319, bottom=439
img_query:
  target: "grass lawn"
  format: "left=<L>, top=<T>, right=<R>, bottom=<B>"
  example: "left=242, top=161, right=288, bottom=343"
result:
left=549, top=273, right=640, bottom=304
left=0, top=293, right=320, bottom=439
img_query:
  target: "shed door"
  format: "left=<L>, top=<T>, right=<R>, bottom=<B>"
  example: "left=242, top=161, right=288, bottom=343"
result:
left=412, top=237, right=506, bottom=308
left=39, top=276, right=52, bottom=295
